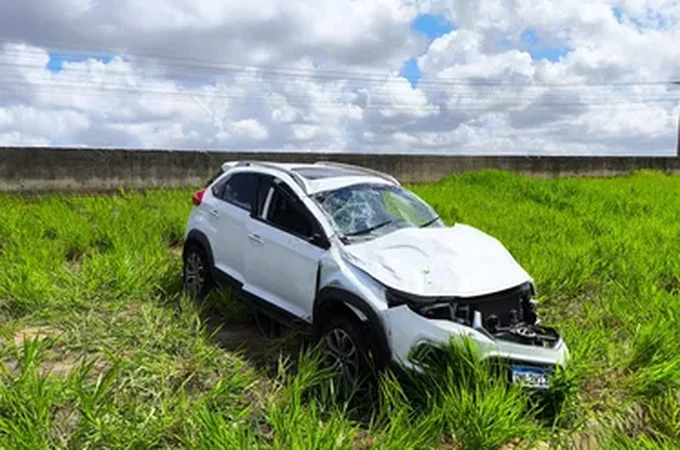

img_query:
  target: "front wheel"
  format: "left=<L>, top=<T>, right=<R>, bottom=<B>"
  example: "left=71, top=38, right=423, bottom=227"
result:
left=321, top=316, right=375, bottom=386
left=183, top=245, right=213, bottom=300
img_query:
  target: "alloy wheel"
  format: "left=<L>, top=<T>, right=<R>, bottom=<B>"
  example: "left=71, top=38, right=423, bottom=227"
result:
left=184, top=251, right=205, bottom=299
left=324, top=327, right=360, bottom=382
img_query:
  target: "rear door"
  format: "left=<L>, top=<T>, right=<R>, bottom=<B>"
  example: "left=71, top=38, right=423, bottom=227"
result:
left=209, top=171, right=258, bottom=285
left=244, top=178, right=328, bottom=321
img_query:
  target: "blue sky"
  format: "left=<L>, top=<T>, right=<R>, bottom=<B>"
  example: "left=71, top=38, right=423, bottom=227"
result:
left=400, top=14, right=454, bottom=87
left=519, top=28, right=569, bottom=62
left=612, top=6, right=625, bottom=23
left=47, top=52, right=114, bottom=72
left=400, top=14, right=570, bottom=88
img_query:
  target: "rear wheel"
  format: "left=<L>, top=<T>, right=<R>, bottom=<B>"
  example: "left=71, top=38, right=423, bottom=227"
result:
left=183, top=245, right=213, bottom=300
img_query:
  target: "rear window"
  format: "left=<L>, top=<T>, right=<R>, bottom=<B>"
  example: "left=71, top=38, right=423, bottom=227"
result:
left=219, top=172, right=258, bottom=212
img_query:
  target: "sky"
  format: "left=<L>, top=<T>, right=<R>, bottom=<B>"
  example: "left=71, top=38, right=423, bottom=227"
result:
left=0, top=0, right=679, bottom=155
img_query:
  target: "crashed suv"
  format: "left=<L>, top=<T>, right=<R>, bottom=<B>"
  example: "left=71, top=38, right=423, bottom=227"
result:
left=183, top=161, right=568, bottom=388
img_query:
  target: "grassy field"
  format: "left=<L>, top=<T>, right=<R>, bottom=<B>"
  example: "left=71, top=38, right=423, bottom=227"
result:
left=1, top=170, right=679, bottom=449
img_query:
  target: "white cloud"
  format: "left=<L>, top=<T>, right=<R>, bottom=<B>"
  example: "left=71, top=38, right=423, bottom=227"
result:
left=0, top=131, right=50, bottom=147
left=0, top=1, right=679, bottom=154
left=230, top=119, right=269, bottom=141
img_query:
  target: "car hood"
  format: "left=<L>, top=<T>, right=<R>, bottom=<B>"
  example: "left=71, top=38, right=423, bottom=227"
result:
left=341, top=224, right=531, bottom=297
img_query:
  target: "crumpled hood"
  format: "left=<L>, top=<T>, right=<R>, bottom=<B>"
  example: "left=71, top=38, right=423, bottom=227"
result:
left=342, top=224, right=531, bottom=297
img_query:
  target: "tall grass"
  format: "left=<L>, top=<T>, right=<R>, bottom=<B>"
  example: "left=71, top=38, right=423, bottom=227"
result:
left=0, top=171, right=679, bottom=447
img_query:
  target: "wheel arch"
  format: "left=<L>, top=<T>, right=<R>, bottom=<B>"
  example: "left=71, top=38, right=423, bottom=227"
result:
left=314, top=286, right=391, bottom=369
left=183, top=230, right=215, bottom=274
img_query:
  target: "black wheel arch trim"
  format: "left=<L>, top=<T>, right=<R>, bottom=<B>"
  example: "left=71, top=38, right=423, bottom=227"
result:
left=314, top=286, right=391, bottom=369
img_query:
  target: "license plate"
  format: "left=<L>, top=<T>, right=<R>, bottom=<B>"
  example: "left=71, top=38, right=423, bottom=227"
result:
left=511, top=366, right=552, bottom=389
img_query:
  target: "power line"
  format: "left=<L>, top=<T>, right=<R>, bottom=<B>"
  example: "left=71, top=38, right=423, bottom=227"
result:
left=2, top=79, right=678, bottom=114
left=2, top=76, right=676, bottom=103
left=2, top=68, right=679, bottom=107
left=2, top=44, right=679, bottom=118
left=3, top=44, right=680, bottom=89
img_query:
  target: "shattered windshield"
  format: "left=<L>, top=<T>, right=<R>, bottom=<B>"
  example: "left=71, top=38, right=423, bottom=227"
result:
left=313, top=183, right=442, bottom=242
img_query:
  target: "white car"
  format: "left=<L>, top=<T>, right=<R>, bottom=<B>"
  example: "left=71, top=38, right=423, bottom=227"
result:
left=183, top=161, right=568, bottom=388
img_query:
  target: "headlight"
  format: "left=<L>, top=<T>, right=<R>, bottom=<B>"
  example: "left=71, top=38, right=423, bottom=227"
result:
left=386, top=282, right=538, bottom=329
left=385, top=289, right=435, bottom=307
left=385, top=289, right=470, bottom=322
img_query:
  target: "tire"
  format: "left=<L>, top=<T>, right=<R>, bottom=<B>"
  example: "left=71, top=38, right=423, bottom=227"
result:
left=321, top=315, right=376, bottom=385
left=183, top=245, right=213, bottom=301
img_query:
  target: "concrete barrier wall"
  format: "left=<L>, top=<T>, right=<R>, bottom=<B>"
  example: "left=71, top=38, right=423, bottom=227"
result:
left=2, top=147, right=680, bottom=192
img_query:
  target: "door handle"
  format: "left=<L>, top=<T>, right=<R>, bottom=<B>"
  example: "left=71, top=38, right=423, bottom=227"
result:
left=248, top=233, right=264, bottom=245
left=209, top=209, right=220, bottom=218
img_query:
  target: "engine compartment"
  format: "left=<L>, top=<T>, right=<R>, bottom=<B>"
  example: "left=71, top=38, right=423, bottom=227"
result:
left=387, top=282, right=561, bottom=349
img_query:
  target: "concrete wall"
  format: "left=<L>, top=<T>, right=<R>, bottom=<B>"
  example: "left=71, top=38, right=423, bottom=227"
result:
left=2, top=147, right=680, bottom=192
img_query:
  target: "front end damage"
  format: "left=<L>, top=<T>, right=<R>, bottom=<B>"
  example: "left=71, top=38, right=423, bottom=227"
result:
left=383, top=282, right=568, bottom=389
left=340, top=224, right=569, bottom=388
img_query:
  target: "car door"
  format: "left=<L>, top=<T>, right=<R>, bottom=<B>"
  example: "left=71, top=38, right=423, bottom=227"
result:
left=244, top=178, right=328, bottom=321
left=209, top=171, right=258, bottom=285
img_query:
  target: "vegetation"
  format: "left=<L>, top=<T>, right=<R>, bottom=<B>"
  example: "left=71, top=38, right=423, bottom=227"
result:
left=1, top=170, right=679, bottom=449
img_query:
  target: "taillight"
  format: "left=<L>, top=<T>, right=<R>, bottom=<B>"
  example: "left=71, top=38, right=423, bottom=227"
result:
left=192, top=189, right=206, bottom=206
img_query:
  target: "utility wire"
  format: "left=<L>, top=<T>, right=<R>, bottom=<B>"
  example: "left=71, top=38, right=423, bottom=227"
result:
left=2, top=45, right=679, bottom=114
left=3, top=45, right=680, bottom=89
left=2, top=70, right=679, bottom=106
left=3, top=80, right=678, bottom=113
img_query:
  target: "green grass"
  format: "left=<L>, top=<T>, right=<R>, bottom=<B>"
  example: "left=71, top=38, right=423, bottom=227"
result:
left=1, top=171, right=679, bottom=448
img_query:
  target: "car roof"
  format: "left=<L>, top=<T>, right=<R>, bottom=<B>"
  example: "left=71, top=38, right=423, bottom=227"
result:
left=221, top=161, right=399, bottom=195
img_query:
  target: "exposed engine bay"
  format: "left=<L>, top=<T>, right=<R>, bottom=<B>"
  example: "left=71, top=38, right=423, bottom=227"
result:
left=387, top=282, right=561, bottom=349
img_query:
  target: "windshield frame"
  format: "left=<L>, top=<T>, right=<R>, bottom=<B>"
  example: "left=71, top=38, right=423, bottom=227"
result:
left=311, top=182, right=441, bottom=243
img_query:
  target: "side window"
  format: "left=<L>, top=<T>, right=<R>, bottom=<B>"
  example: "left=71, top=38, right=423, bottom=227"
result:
left=266, top=187, right=314, bottom=239
left=219, top=172, right=258, bottom=212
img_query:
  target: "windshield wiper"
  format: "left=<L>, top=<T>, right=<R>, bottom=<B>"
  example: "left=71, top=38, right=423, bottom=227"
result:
left=344, top=219, right=393, bottom=237
left=419, top=217, right=440, bottom=228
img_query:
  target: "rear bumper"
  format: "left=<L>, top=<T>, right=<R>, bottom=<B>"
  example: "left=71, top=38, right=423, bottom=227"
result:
left=383, top=305, right=569, bottom=370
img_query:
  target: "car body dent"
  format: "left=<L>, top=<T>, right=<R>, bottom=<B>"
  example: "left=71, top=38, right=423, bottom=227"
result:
left=342, top=224, right=532, bottom=297
left=317, top=244, right=388, bottom=314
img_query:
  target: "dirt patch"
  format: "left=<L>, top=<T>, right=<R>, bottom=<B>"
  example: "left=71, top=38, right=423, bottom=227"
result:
left=499, top=438, right=550, bottom=449
left=4, top=330, right=110, bottom=379
left=41, top=356, right=81, bottom=377
left=169, top=246, right=182, bottom=259
left=3, top=355, right=110, bottom=379
left=123, top=301, right=143, bottom=316
left=569, top=431, right=599, bottom=450
left=214, top=324, right=265, bottom=349
left=50, top=405, right=80, bottom=447
left=2, top=359, right=19, bottom=375
left=352, top=431, right=376, bottom=449
left=14, top=325, right=62, bottom=346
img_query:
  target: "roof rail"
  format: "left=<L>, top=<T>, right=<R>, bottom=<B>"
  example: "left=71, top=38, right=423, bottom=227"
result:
left=232, top=160, right=309, bottom=193
left=314, top=161, right=400, bottom=185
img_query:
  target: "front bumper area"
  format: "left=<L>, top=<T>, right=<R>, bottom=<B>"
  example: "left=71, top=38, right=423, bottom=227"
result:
left=383, top=305, right=569, bottom=371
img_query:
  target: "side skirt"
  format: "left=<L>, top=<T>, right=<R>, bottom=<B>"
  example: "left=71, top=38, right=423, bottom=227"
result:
left=213, top=268, right=313, bottom=335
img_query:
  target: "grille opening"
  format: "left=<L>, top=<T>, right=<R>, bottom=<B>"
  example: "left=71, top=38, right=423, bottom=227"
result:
left=403, top=283, right=560, bottom=348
